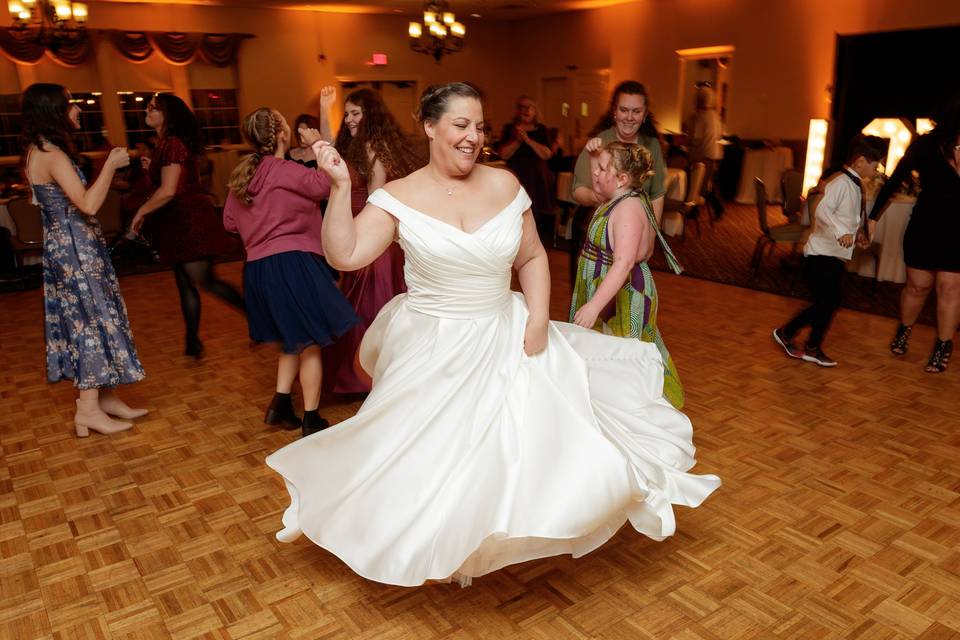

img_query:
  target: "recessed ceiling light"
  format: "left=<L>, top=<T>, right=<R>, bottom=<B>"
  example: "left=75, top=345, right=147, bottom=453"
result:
left=470, top=12, right=481, bottom=17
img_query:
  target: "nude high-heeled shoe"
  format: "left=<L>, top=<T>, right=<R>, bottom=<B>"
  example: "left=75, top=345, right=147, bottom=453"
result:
left=74, top=399, right=133, bottom=437
left=99, top=394, right=149, bottom=420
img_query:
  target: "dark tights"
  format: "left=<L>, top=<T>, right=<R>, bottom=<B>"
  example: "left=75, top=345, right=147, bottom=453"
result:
left=173, top=258, right=245, bottom=346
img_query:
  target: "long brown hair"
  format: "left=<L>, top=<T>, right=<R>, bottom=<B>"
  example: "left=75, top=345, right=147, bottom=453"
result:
left=228, top=108, right=284, bottom=204
left=20, top=83, right=78, bottom=159
left=334, top=89, right=422, bottom=183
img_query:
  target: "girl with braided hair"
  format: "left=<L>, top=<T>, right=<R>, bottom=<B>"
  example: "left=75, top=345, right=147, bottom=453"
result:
left=224, top=108, right=357, bottom=436
left=569, top=140, right=685, bottom=408
left=320, top=86, right=423, bottom=394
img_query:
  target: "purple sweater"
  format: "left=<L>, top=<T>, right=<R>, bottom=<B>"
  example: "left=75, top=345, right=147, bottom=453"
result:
left=223, top=156, right=331, bottom=261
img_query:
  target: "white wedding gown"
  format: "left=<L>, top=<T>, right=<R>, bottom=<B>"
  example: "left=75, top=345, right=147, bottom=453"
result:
left=266, top=187, right=720, bottom=587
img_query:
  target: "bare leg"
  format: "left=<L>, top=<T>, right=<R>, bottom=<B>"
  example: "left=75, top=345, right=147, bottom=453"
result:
left=900, top=267, right=935, bottom=325
left=299, top=346, right=322, bottom=412
left=277, top=354, right=299, bottom=394
left=934, top=271, right=960, bottom=342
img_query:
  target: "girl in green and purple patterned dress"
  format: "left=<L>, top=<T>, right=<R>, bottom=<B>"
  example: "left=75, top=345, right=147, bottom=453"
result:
left=570, top=141, right=684, bottom=407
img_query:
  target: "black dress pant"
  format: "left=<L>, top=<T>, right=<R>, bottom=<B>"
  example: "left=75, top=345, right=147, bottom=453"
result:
left=783, top=255, right=845, bottom=348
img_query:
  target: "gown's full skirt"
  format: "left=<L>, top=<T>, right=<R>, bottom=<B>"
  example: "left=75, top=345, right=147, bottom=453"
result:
left=266, top=187, right=720, bottom=587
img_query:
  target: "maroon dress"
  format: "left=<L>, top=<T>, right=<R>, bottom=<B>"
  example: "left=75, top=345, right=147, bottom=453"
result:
left=144, top=136, right=235, bottom=264
left=323, top=166, right=407, bottom=393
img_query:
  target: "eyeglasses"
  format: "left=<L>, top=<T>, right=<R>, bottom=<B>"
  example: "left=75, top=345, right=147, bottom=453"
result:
left=145, top=103, right=158, bottom=112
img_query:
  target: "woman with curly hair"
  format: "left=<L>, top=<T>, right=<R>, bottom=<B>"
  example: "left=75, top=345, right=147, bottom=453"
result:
left=320, top=86, right=423, bottom=394
left=21, top=83, right=147, bottom=436
left=569, top=140, right=684, bottom=408
left=130, top=93, right=245, bottom=358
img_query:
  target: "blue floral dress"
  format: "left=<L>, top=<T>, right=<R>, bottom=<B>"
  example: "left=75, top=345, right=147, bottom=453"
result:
left=35, top=161, right=145, bottom=389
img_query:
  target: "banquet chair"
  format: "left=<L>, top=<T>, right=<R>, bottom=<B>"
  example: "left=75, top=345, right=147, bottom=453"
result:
left=662, top=162, right=707, bottom=239
left=6, top=196, right=43, bottom=269
left=750, top=178, right=806, bottom=273
left=781, top=169, right=804, bottom=223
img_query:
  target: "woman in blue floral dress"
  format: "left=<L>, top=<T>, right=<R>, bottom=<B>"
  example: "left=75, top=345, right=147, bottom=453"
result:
left=22, top=83, right=147, bottom=437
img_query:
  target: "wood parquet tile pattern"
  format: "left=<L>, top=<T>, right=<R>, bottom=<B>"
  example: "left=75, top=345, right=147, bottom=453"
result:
left=1, top=253, right=958, bottom=639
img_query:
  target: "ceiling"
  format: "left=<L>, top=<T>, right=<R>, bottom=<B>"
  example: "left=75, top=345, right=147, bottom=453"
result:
left=101, top=0, right=638, bottom=20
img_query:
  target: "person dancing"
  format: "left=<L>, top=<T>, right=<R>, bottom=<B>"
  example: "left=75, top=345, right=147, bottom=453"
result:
left=569, top=81, right=668, bottom=285
left=569, top=141, right=684, bottom=408
left=21, top=83, right=147, bottom=436
left=320, top=87, right=422, bottom=394
left=871, top=99, right=960, bottom=373
left=130, top=94, right=244, bottom=358
left=224, top=108, right=357, bottom=436
left=266, top=82, right=719, bottom=587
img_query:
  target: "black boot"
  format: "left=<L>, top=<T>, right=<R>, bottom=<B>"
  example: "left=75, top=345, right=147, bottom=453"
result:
left=301, top=409, right=330, bottom=438
left=264, top=392, right=301, bottom=430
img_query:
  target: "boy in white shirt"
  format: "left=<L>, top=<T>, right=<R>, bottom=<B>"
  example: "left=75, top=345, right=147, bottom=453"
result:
left=773, top=136, right=884, bottom=366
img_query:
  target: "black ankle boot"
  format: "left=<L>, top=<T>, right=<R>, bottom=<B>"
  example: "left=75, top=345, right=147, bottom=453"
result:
left=264, top=393, right=301, bottom=430
left=301, top=409, right=330, bottom=438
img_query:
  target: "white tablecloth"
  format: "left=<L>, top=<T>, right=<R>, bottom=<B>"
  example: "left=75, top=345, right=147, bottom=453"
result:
left=847, top=197, right=914, bottom=283
left=665, top=167, right=687, bottom=202
left=556, top=171, right=575, bottom=204
left=735, top=147, right=794, bottom=204
left=802, top=196, right=914, bottom=283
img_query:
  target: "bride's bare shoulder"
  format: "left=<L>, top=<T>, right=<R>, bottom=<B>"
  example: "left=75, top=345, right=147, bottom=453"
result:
left=381, top=168, right=427, bottom=200
left=475, top=164, right=520, bottom=192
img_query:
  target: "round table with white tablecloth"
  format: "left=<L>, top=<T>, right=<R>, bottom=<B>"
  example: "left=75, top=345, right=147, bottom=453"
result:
left=802, top=195, right=915, bottom=283
left=665, top=167, right=687, bottom=203
left=847, top=196, right=915, bottom=283
left=735, top=147, right=794, bottom=204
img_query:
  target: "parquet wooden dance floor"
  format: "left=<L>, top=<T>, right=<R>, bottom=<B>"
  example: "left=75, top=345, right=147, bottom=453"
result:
left=1, top=252, right=958, bottom=639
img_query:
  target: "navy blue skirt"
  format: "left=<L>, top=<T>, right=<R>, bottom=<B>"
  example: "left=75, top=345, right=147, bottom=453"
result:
left=244, top=251, right=358, bottom=354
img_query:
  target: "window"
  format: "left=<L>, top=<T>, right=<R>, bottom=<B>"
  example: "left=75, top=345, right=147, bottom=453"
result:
left=69, top=92, right=107, bottom=152
left=190, top=89, right=241, bottom=146
left=0, top=94, right=20, bottom=157
left=118, top=91, right=158, bottom=148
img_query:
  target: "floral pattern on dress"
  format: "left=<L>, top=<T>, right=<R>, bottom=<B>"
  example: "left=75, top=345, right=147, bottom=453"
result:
left=36, top=163, right=146, bottom=389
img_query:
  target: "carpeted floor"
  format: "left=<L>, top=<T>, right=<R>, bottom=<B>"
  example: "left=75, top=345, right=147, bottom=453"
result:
left=635, top=200, right=937, bottom=327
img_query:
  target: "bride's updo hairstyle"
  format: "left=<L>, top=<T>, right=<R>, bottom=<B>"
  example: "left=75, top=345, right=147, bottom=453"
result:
left=416, top=82, right=481, bottom=125
left=603, top=141, right=655, bottom=190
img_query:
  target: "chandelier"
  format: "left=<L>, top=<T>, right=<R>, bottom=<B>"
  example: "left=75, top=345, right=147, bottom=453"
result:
left=408, top=0, right=465, bottom=62
left=7, top=0, right=88, bottom=49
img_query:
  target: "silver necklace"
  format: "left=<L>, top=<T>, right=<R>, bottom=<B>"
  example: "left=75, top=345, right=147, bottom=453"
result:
left=429, top=170, right=459, bottom=196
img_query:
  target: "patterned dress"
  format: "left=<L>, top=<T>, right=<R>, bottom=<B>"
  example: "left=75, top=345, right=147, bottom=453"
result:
left=36, top=162, right=146, bottom=389
left=570, top=190, right=684, bottom=408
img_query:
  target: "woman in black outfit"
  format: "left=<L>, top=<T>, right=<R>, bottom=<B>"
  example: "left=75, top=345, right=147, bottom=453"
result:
left=870, top=101, right=960, bottom=373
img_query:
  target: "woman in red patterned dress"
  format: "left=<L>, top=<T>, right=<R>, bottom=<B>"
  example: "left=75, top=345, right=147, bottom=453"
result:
left=131, top=93, right=245, bottom=357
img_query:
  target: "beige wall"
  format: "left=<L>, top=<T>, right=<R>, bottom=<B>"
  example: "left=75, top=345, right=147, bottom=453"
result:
left=3, top=0, right=959, bottom=145
left=510, top=0, right=960, bottom=139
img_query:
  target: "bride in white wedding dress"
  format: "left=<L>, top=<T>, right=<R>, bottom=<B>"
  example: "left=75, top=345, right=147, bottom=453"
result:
left=266, top=82, right=721, bottom=587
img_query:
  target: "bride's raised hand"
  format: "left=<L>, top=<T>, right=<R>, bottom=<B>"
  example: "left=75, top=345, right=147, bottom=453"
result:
left=316, top=144, right=349, bottom=185
left=523, top=316, right=548, bottom=356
